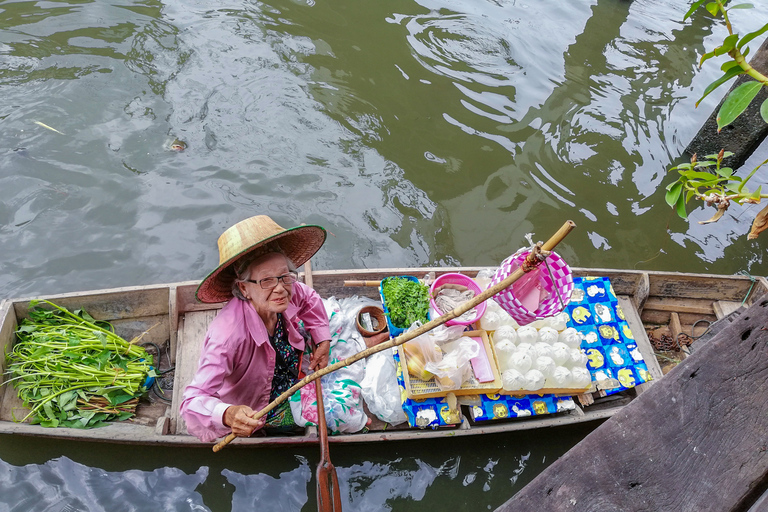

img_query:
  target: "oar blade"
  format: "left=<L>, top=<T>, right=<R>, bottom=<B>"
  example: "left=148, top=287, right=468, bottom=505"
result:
left=316, top=462, right=342, bottom=512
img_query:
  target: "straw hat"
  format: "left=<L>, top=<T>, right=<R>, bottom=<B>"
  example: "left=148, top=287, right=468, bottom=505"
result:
left=195, top=215, right=326, bottom=303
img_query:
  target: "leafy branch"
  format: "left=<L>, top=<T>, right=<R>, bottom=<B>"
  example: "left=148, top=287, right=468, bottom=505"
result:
left=666, top=1, right=768, bottom=239
left=687, top=0, right=768, bottom=130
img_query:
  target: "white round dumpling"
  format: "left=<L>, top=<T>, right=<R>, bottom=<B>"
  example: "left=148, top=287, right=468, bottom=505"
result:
left=558, top=327, right=582, bottom=349
left=532, top=356, right=555, bottom=379
left=538, top=327, right=559, bottom=345
left=516, top=325, right=538, bottom=344
left=507, top=351, right=532, bottom=374
left=480, top=311, right=501, bottom=331
left=502, top=369, right=527, bottom=391
left=529, top=318, right=549, bottom=329
left=569, top=348, right=588, bottom=368
left=571, top=366, right=592, bottom=388
left=515, top=343, right=532, bottom=357
left=551, top=342, right=570, bottom=366
left=551, top=312, right=569, bottom=331
left=532, top=342, right=554, bottom=360
left=495, top=325, right=517, bottom=342
left=499, top=312, right=520, bottom=328
left=494, top=338, right=517, bottom=358
left=524, top=369, right=546, bottom=391
left=550, top=366, right=572, bottom=388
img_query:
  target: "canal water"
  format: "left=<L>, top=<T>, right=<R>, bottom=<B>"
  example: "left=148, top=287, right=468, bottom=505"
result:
left=1, top=0, right=767, bottom=509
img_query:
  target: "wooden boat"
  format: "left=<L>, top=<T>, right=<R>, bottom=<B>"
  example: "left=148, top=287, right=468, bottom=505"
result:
left=0, top=267, right=765, bottom=447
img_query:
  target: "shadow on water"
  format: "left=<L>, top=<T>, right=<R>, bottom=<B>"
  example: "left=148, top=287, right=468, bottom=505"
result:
left=0, top=420, right=602, bottom=511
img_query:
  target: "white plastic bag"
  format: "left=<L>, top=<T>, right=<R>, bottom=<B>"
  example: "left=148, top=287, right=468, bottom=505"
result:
left=425, top=337, right=480, bottom=391
left=360, top=349, right=407, bottom=425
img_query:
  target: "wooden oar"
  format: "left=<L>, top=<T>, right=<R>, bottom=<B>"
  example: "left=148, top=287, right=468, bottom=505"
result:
left=304, top=260, right=343, bottom=511
left=213, top=219, right=576, bottom=452
left=314, top=378, right=342, bottom=511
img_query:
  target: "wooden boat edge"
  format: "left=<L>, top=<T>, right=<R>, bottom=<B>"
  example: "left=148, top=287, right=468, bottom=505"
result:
left=1, top=267, right=766, bottom=447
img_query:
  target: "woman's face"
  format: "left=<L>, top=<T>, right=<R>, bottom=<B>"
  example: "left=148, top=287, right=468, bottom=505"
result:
left=238, top=252, right=293, bottom=321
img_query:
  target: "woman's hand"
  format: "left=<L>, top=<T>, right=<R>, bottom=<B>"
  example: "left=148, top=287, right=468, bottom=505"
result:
left=223, top=405, right=265, bottom=437
left=309, top=339, right=331, bottom=370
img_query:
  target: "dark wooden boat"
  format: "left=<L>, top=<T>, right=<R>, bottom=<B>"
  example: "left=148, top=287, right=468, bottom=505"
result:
left=1, top=267, right=765, bottom=447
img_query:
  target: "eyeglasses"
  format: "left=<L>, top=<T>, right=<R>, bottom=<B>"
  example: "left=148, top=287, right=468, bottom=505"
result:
left=243, top=271, right=299, bottom=289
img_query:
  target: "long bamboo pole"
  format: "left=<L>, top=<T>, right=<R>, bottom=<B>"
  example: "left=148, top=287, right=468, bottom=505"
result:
left=213, top=220, right=576, bottom=451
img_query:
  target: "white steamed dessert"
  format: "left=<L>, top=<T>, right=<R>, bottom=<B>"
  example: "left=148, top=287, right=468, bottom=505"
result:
left=507, top=351, right=532, bottom=374
left=558, top=327, right=582, bottom=348
left=479, top=311, right=501, bottom=331
left=550, top=312, right=569, bottom=331
left=550, top=366, right=572, bottom=387
left=532, top=356, right=555, bottom=379
left=571, top=366, right=592, bottom=388
left=516, top=325, right=538, bottom=344
left=569, top=348, right=588, bottom=367
left=515, top=342, right=532, bottom=355
left=532, top=342, right=553, bottom=360
left=494, top=338, right=517, bottom=358
left=524, top=369, right=546, bottom=391
left=551, top=342, right=570, bottom=366
left=501, top=369, right=526, bottom=391
left=494, top=325, right=517, bottom=342
left=538, top=326, right=559, bottom=345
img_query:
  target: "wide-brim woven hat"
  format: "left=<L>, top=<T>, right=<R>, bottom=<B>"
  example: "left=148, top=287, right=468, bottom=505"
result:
left=196, top=215, right=326, bottom=303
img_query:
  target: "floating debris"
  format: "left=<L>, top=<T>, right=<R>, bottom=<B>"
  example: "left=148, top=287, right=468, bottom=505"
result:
left=33, top=121, right=65, bottom=135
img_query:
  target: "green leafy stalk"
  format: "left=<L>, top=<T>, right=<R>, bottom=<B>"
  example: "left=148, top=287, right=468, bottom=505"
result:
left=381, top=277, right=430, bottom=329
left=3, top=301, right=155, bottom=429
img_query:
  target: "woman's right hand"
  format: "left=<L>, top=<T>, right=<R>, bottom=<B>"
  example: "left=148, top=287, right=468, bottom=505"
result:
left=223, top=405, right=265, bottom=437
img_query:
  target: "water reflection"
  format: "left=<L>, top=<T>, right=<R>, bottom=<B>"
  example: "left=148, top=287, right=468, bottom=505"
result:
left=0, top=456, right=208, bottom=512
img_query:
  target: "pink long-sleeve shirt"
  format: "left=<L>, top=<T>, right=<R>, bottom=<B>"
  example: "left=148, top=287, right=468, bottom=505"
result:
left=179, top=282, right=331, bottom=442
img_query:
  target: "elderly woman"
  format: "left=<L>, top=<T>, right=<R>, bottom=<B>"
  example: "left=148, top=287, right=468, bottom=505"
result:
left=180, top=215, right=331, bottom=442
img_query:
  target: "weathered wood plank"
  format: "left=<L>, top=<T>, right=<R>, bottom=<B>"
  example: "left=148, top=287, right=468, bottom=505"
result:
left=643, top=297, right=715, bottom=315
left=11, top=285, right=171, bottom=323
left=714, top=301, right=743, bottom=320
left=617, top=296, right=662, bottom=381
left=171, top=309, right=218, bottom=435
left=496, top=296, right=768, bottom=512
left=0, top=301, right=21, bottom=422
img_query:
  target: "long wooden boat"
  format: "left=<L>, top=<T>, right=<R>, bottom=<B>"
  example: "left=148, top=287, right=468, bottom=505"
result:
left=0, top=268, right=765, bottom=447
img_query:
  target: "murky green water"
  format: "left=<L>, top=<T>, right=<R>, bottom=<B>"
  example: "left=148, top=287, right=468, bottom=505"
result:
left=2, top=0, right=768, bottom=509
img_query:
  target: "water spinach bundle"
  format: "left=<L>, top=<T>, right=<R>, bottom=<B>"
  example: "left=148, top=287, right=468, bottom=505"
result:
left=381, top=277, right=430, bottom=329
left=3, top=300, right=156, bottom=428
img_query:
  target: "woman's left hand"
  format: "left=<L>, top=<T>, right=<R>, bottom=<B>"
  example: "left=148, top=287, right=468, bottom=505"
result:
left=309, top=339, right=330, bottom=370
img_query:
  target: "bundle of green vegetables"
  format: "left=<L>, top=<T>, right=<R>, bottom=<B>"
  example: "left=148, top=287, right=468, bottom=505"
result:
left=3, top=300, right=156, bottom=429
left=381, top=277, right=430, bottom=329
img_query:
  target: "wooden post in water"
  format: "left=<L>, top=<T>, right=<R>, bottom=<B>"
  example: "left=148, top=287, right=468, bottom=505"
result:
left=495, top=294, right=768, bottom=512
left=685, top=37, right=768, bottom=170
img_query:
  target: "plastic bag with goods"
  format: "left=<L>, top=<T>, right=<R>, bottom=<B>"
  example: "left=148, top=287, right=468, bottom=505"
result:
left=425, top=337, right=481, bottom=391
left=360, top=349, right=407, bottom=425
left=402, top=322, right=466, bottom=381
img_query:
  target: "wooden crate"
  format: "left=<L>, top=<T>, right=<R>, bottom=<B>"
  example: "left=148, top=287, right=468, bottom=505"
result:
left=399, top=330, right=502, bottom=399
left=488, top=331, right=592, bottom=397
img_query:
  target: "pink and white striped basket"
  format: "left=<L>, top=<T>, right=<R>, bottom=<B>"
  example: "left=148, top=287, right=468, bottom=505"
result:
left=490, top=248, right=574, bottom=326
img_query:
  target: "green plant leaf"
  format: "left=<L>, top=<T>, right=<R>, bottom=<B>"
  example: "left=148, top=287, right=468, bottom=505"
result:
left=717, top=81, right=765, bottom=131
left=721, top=60, right=742, bottom=72
left=761, top=97, right=768, bottom=123
left=684, top=0, right=708, bottom=19
left=728, top=3, right=754, bottom=9
left=666, top=181, right=683, bottom=207
left=696, top=66, right=745, bottom=107
left=717, top=167, right=734, bottom=177
left=704, top=152, right=735, bottom=159
left=749, top=185, right=762, bottom=200
left=705, top=2, right=719, bottom=16
left=676, top=193, right=688, bottom=220
left=714, top=34, right=739, bottom=56
left=738, top=23, right=768, bottom=49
